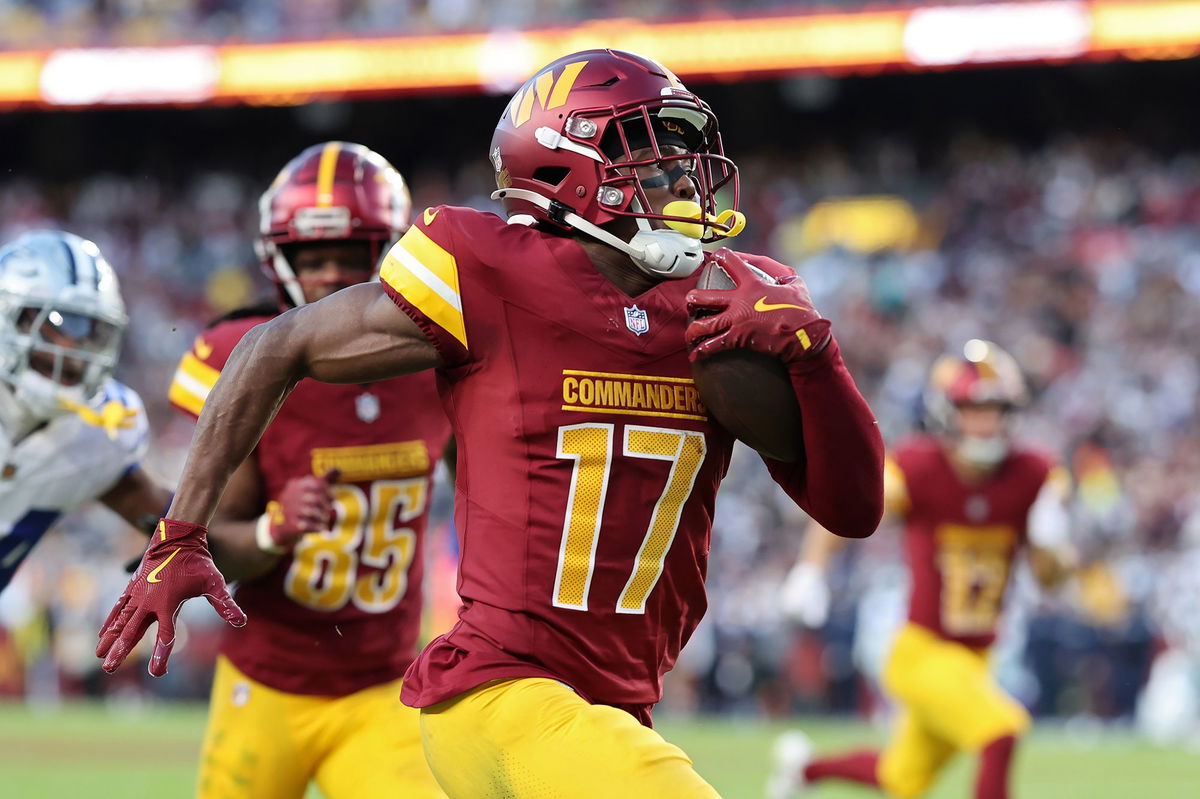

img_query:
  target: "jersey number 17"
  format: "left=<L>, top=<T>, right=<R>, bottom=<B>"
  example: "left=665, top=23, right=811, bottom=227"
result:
left=552, top=423, right=707, bottom=615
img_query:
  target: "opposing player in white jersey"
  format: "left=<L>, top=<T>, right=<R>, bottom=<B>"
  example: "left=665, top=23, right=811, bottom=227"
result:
left=0, top=230, right=171, bottom=591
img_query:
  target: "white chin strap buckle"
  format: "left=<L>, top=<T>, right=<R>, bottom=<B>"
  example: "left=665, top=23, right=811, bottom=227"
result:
left=492, top=187, right=705, bottom=279
left=627, top=229, right=704, bottom=278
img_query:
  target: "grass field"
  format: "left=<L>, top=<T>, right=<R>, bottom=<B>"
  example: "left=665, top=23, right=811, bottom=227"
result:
left=0, top=702, right=1195, bottom=798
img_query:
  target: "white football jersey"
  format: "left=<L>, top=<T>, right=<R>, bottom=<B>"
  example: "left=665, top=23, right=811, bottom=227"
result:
left=0, top=379, right=148, bottom=589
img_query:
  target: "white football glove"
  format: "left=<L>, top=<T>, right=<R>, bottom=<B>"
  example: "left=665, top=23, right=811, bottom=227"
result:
left=781, top=562, right=831, bottom=628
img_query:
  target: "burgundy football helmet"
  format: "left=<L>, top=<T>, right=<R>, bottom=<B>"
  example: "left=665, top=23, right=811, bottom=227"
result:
left=489, top=50, right=741, bottom=278
left=924, top=339, right=1029, bottom=468
left=257, top=141, right=412, bottom=307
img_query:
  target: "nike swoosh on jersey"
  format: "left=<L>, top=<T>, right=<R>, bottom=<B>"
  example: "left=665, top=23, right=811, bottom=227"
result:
left=423, top=207, right=440, bottom=226
left=754, top=297, right=810, bottom=313
left=146, top=547, right=181, bottom=583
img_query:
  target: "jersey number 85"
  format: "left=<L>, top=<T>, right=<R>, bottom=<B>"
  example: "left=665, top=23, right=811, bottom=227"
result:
left=284, top=477, right=427, bottom=613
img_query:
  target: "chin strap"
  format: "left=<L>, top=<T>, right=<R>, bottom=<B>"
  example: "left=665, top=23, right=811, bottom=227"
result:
left=492, top=188, right=705, bottom=279
left=270, top=250, right=308, bottom=307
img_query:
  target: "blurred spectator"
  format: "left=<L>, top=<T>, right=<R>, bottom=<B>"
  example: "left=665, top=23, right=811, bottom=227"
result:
left=0, top=0, right=1000, bottom=49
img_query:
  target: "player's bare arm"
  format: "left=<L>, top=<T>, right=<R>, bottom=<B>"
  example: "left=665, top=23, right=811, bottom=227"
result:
left=98, top=465, right=173, bottom=536
left=168, top=283, right=439, bottom=525
left=202, top=458, right=273, bottom=583
left=205, top=459, right=345, bottom=583
left=97, top=283, right=439, bottom=675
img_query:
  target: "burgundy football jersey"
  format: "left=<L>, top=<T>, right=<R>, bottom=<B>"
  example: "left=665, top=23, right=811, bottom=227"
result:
left=169, top=315, right=451, bottom=695
left=891, top=434, right=1053, bottom=649
left=380, top=206, right=811, bottom=719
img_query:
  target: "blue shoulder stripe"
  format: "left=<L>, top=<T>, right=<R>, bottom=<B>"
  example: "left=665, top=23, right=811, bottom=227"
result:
left=0, top=510, right=62, bottom=591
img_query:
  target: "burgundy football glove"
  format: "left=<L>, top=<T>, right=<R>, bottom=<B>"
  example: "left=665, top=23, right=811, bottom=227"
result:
left=96, top=519, right=245, bottom=676
left=258, top=469, right=340, bottom=553
left=685, top=248, right=832, bottom=364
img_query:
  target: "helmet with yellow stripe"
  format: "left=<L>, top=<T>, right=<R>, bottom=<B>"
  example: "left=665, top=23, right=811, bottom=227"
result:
left=925, top=339, right=1029, bottom=469
left=489, top=49, right=742, bottom=279
left=257, top=141, right=412, bottom=307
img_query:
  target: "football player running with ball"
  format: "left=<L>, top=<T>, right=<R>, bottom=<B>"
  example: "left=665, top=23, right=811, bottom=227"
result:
left=0, top=231, right=170, bottom=593
left=770, top=340, right=1075, bottom=799
left=166, top=143, right=451, bottom=799
left=99, top=51, right=884, bottom=798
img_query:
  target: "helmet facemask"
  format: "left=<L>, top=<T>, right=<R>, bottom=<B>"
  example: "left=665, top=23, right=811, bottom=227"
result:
left=590, top=104, right=739, bottom=242
left=0, top=294, right=125, bottom=420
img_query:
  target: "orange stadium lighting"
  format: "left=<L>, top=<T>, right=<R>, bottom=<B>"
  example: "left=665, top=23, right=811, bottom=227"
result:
left=1092, top=0, right=1200, bottom=56
left=0, top=51, right=43, bottom=105
left=1, top=0, right=1200, bottom=110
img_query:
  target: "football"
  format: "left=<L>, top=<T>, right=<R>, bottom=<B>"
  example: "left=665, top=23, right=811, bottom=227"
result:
left=689, top=260, right=804, bottom=463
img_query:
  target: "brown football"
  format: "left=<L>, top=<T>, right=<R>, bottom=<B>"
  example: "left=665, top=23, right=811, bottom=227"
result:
left=689, top=260, right=804, bottom=463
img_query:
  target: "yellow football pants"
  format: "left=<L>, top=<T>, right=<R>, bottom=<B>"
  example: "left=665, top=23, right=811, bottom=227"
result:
left=419, top=677, right=723, bottom=799
left=196, top=655, right=445, bottom=799
left=876, top=624, right=1031, bottom=799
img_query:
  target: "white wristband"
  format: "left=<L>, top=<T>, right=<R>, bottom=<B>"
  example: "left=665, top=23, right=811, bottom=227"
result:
left=255, top=513, right=287, bottom=555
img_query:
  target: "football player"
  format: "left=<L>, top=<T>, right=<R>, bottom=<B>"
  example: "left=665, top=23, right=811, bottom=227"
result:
left=0, top=230, right=169, bottom=593
left=99, top=51, right=884, bottom=797
left=769, top=340, right=1075, bottom=799
left=166, top=143, right=451, bottom=799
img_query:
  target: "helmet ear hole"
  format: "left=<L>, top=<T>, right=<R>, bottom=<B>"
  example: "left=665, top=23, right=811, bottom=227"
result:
left=532, top=167, right=570, bottom=188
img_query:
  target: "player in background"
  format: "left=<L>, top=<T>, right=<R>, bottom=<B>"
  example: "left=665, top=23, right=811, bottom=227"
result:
left=98, top=50, right=884, bottom=798
left=0, top=230, right=169, bottom=592
left=167, top=142, right=451, bottom=799
left=768, top=340, right=1075, bottom=799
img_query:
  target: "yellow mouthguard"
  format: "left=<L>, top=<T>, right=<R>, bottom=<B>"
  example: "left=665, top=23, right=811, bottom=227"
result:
left=711, top=208, right=747, bottom=238
left=662, top=201, right=746, bottom=239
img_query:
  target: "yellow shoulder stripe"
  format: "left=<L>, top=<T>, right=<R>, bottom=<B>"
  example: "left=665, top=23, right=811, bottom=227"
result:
left=380, top=227, right=467, bottom=349
left=168, top=379, right=205, bottom=416
left=168, top=351, right=221, bottom=416
left=883, top=455, right=910, bottom=516
left=180, top=351, right=220, bottom=389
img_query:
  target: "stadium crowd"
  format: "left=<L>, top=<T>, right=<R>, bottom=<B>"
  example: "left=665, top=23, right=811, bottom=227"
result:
left=0, top=129, right=1195, bottom=731
left=0, top=0, right=998, bottom=48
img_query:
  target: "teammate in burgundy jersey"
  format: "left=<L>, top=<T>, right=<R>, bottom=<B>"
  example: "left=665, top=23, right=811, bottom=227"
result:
left=100, top=51, right=883, bottom=797
left=771, top=340, right=1075, bottom=799
left=168, top=142, right=450, bottom=799
left=171, top=316, right=449, bottom=696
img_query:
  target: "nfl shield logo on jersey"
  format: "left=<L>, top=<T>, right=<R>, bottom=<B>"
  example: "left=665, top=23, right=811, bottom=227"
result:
left=355, top=392, right=381, bottom=424
left=624, top=305, right=649, bottom=336
left=966, top=494, right=989, bottom=521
